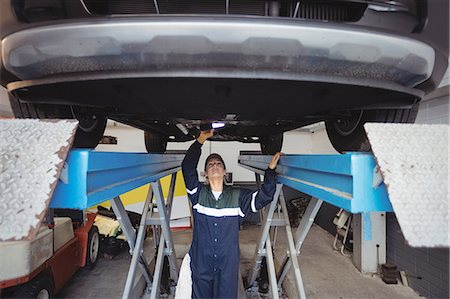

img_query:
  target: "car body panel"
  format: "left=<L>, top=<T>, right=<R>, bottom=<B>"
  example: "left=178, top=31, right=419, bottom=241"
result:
left=0, top=0, right=448, bottom=146
left=2, top=17, right=435, bottom=88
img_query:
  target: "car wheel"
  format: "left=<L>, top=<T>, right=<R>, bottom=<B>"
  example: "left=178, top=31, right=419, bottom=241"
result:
left=70, top=107, right=107, bottom=148
left=144, top=130, right=168, bottom=153
left=12, top=274, right=53, bottom=299
left=85, top=225, right=100, bottom=270
left=72, top=115, right=108, bottom=148
left=325, top=105, right=419, bottom=153
left=8, top=94, right=106, bottom=148
left=259, top=134, right=283, bottom=155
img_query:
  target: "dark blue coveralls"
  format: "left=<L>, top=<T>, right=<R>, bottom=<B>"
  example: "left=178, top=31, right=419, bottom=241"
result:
left=181, top=141, right=277, bottom=298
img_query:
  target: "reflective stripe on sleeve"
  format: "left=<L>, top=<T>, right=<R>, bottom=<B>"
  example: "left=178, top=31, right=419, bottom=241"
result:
left=186, top=187, right=198, bottom=195
left=251, top=191, right=258, bottom=213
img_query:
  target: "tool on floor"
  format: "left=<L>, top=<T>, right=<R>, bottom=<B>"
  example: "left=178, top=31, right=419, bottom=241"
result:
left=381, top=263, right=398, bottom=284
left=399, top=270, right=422, bottom=287
left=333, top=209, right=353, bottom=256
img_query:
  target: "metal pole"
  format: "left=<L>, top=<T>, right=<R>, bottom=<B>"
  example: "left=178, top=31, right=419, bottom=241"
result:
left=166, top=173, right=177, bottom=216
left=122, top=195, right=153, bottom=299
left=147, top=174, right=178, bottom=298
left=278, top=190, right=306, bottom=298
left=151, top=181, right=179, bottom=283
left=265, top=236, right=279, bottom=299
left=111, top=196, right=137, bottom=249
left=149, top=233, right=166, bottom=299
left=294, top=197, right=324, bottom=253
left=272, top=201, right=281, bottom=246
left=277, top=197, right=323, bottom=288
left=247, top=183, right=283, bottom=289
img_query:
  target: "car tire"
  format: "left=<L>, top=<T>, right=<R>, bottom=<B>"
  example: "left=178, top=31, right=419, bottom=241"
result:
left=85, top=225, right=100, bottom=270
left=144, top=130, right=168, bottom=153
left=259, top=134, right=283, bottom=155
left=325, top=105, right=419, bottom=153
left=12, top=274, right=53, bottom=299
left=71, top=113, right=107, bottom=148
left=8, top=94, right=106, bottom=148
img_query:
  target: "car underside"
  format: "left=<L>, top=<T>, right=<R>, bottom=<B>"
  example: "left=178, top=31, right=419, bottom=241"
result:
left=1, top=0, right=448, bottom=153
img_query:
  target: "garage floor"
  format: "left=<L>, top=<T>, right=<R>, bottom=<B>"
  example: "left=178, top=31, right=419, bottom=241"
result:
left=58, top=224, right=421, bottom=299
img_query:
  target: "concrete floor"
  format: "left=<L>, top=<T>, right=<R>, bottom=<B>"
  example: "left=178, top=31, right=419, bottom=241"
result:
left=58, top=224, right=421, bottom=299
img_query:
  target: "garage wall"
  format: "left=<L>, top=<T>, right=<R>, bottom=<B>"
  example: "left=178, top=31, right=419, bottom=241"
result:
left=96, top=124, right=316, bottom=182
left=416, top=94, right=450, bottom=124
left=298, top=95, right=450, bottom=299
left=167, top=138, right=262, bottom=183
left=0, top=87, right=13, bottom=117
left=386, top=94, right=449, bottom=299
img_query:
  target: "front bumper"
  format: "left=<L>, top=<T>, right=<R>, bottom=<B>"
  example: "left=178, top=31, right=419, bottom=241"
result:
left=2, top=16, right=434, bottom=92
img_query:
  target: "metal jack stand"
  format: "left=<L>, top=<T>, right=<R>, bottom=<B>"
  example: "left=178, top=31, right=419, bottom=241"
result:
left=244, top=179, right=323, bottom=299
left=276, top=196, right=323, bottom=298
left=239, top=152, right=393, bottom=299
left=332, top=209, right=353, bottom=256
left=111, top=175, right=179, bottom=299
left=245, top=183, right=283, bottom=298
left=50, top=149, right=184, bottom=299
left=243, top=168, right=324, bottom=298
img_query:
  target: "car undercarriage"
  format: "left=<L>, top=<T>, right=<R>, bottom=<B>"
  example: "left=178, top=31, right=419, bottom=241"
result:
left=1, top=0, right=448, bottom=153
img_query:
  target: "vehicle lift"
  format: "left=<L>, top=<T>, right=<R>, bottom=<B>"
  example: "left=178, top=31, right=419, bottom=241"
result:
left=50, top=149, right=185, bottom=299
left=50, top=149, right=392, bottom=298
left=238, top=152, right=392, bottom=298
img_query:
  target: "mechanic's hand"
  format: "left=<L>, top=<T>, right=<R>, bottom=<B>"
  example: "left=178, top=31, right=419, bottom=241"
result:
left=197, top=129, right=214, bottom=144
left=268, top=152, right=283, bottom=170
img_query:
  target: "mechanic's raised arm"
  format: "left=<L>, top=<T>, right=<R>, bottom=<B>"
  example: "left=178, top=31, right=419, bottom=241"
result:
left=240, top=152, right=282, bottom=215
left=254, top=152, right=282, bottom=209
left=181, top=130, right=214, bottom=205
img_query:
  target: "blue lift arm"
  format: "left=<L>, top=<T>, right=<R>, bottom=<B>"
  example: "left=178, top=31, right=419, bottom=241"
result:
left=50, top=149, right=184, bottom=209
left=238, top=152, right=392, bottom=214
left=239, top=152, right=393, bottom=298
left=49, top=149, right=185, bottom=298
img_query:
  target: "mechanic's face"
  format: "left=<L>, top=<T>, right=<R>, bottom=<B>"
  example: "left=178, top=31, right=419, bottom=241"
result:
left=205, top=158, right=225, bottom=179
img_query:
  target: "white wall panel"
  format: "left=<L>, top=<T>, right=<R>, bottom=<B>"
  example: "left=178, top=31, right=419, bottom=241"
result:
left=0, top=87, right=13, bottom=117
left=309, top=128, right=338, bottom=154
left=416, top=95, right=449, bottom=124
left=95, top=122, right=146, bottom=152
left=282, top=131, right=312, bottom=154
left=438, top=63, right=450, bottom=88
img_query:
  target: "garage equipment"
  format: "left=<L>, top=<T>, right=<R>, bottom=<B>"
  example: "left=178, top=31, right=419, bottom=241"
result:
left=50, top=149, right=184, bottom=299
left=49, top=149, right=393, bottom=299
left=0, top=119, right=102, bottom=297
left=333, top=208, right=353, bottom=256
left=0, top=213, right=98, bottom=297
left=238, top=152, right=393, bottom=298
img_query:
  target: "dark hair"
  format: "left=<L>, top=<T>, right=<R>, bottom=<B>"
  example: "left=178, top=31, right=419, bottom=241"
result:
left=204, top=153, right=226, bottom=171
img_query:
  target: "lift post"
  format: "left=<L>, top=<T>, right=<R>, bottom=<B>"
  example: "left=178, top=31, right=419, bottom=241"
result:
left=50, top=149, right=185, bottom=299
left=239, top=152, right=393, bottom=298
